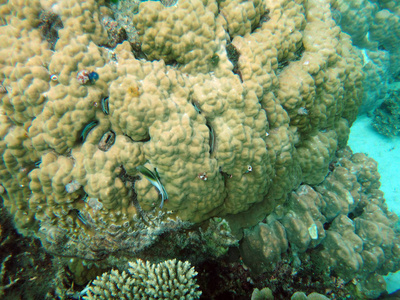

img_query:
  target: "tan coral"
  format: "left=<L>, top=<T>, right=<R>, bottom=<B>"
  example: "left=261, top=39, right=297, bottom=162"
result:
left=219, top=0, right=265, bottom=38
left=297, top=130, right=338, bottom=185
left=0, top=2, right=52, bottom=125
left=330, top=0, right=376, bottom=47
left=240, top=218, right=288, bottom=273
left=240, top=148, right=400, bottom=298
left=280, top=185, right=327, bottom=252
left=0, top=0, right=367, bottom=262
left=53, top=0, right=109, bottom=49
left=316, top=164, right=361, bottom=221
left=133, top=0, right=222, bottom=73
left=317, top=215, right=364, bottom=281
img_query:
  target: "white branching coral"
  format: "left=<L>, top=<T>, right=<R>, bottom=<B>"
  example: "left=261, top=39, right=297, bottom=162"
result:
left=83, top=269, right=134, bottom=300
left=83, top=259, right=201, bottom=300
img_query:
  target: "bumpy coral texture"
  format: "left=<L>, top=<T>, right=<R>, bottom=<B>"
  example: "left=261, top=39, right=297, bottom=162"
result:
left=0, top=0, right=363, bottom=259
left=240, top=148, right=400, bottom=299
left=330, top=0, right=377, bottom=47
left=331, top=0, right=400, bottom=110
left=359, top=49, right=389, bottom=114
left=84, top=259, right=201, bottom=300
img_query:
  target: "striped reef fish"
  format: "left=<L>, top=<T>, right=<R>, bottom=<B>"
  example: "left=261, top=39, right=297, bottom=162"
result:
left=101, top=96, right=109, bottom=115
left=136, top=165, right=168, bottom=208
left=81, top=121, right=98, bottom=142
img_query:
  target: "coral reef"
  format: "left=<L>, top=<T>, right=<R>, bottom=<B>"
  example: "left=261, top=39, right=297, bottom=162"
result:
left=251, top=288, right=274, bottom=300
left=107, top=0, right=141, bottom=52
left=330, top=0, right=400, bottom=114
left=330, top=0, right=377, bottom=48
left=0, top=0, right=364, bottom=262
left=0, top=0, right=398, bottom=298
left=0, top=255, right=19, bottom=297
left=331, top=0, right=400, bottom=75
left=290, top=292, right=330, bottom=300
left=83, top=259, right=201, bottom=300
left=358, top=49, right=389, bottom=114
left=101, top=15, right=128, bottom=49
left=38, top=9, right=64, bottom=50
left=251, top=288, right=331, bottom=300
left=240, top=147, right=400, bottom=298
left=0, top=201, right=61, bottom=300
left=372, top=88, right=400, bottom=137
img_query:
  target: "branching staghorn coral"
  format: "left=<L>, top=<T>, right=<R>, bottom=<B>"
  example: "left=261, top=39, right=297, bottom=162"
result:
left=83, top=259, right=201, bottom=300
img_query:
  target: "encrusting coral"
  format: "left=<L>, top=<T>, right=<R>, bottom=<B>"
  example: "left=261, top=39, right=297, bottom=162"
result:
left=83, top=259, right=201, bottom=300
left=0, top=0, right=397, bottom=298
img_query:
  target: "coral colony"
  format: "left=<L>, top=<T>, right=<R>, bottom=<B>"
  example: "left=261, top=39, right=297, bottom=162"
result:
left=0, top=0, right=399, bottom=299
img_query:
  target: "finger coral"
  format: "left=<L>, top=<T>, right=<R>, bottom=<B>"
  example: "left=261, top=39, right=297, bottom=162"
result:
left=83, top=259, right=201, bottom=300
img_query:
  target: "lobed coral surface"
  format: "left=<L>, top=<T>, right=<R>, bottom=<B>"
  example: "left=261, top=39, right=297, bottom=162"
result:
left=0, top=0, right=399, bottom=298
left=0, top=0, right=363, bottom=257
left=241, top=148, right=400, bottom=298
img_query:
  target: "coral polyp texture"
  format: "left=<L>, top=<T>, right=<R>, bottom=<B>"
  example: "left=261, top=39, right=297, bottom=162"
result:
left=0, top=0, right=365, bottom=255
left=0, top=0, right=372, bottom=274
left=330, top=0, right=400, bottom=114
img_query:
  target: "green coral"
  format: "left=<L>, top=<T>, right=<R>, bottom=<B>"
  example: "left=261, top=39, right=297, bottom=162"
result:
left=251, top=287, right=274, bottom=300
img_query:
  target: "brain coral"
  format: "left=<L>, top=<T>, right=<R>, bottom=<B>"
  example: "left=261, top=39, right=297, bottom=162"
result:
left=0, top=0, right=364, bottom=261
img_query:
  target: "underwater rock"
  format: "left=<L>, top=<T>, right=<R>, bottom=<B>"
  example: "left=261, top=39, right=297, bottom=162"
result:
left=372, top=89, right=400, bottom=137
